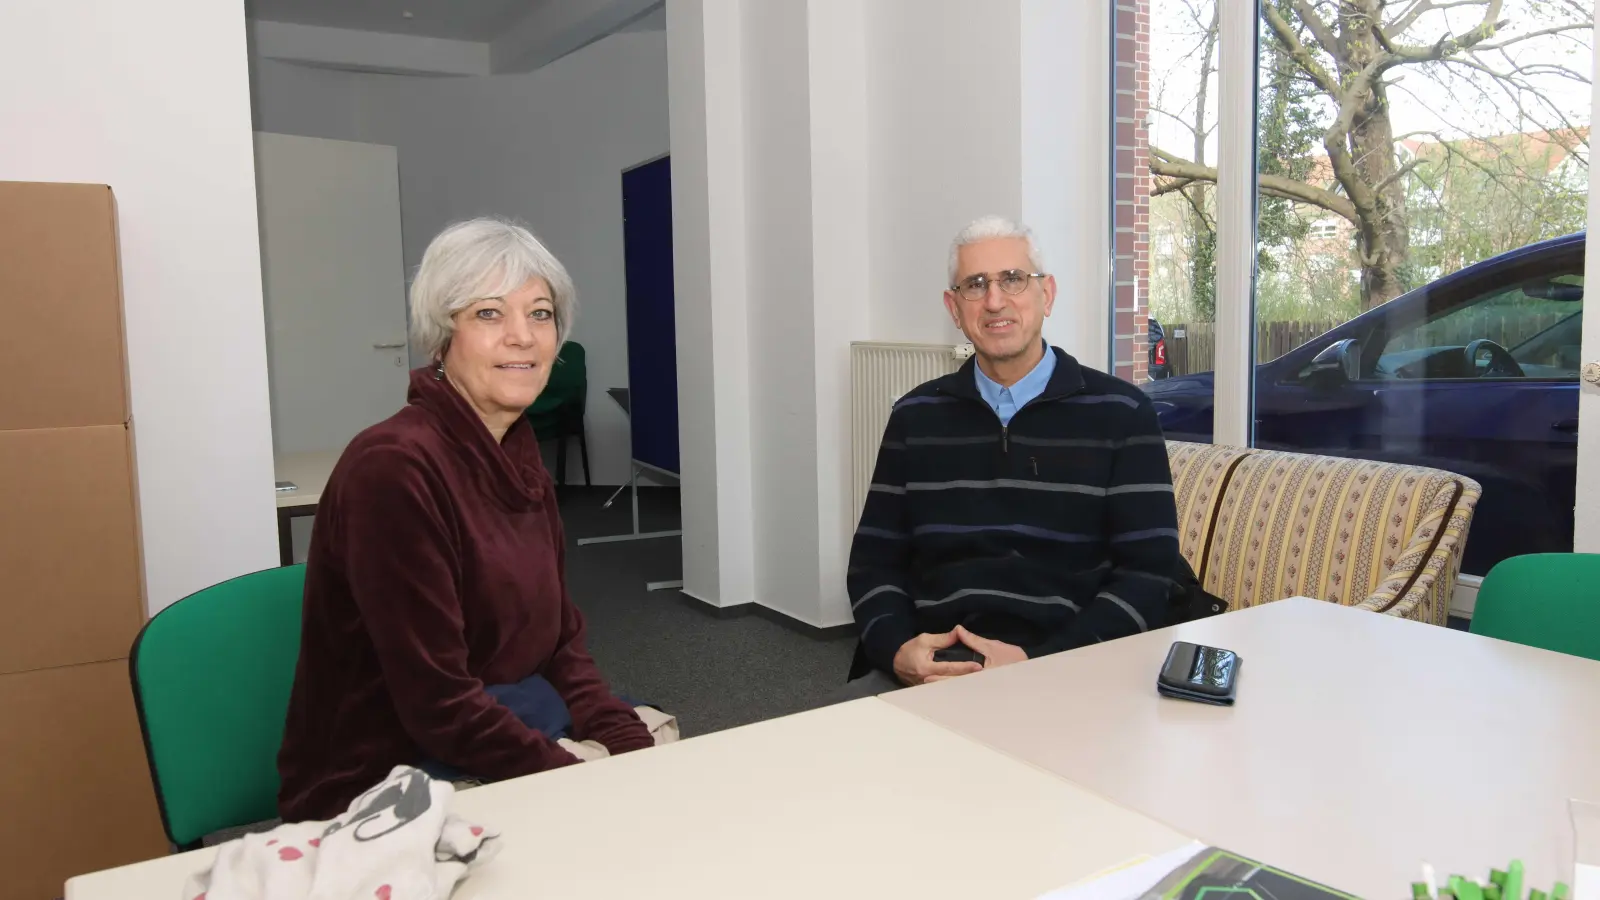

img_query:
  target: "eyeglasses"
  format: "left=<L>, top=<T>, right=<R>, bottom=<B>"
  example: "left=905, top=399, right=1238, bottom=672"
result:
left=951, top=269, right=1047, bottom=301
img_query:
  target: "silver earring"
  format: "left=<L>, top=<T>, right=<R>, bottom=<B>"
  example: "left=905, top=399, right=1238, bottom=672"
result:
left=433, top=359, right=444, bottom=381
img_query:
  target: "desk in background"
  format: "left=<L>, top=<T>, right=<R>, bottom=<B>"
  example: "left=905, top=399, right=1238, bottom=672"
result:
left=888, top=597, right=1600, bottom=898
left=66, top=698, right=1189, bottom=899
left=273, top=451, right=340, bottom=565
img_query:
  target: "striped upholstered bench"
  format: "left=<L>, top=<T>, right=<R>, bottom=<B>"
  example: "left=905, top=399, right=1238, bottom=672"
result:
left=1168, top=441, right=1481, bottom=626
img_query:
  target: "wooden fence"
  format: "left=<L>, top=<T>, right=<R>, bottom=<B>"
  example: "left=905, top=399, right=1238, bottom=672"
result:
left=1164, top=320, right=1341, bottom=376
left=1162, top=313, right=1570, bottom=377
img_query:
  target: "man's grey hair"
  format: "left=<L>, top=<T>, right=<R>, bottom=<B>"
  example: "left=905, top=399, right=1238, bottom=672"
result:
left=409, top=217, right=577, bottom=362
left=947, top=215, right=1046, bottom=287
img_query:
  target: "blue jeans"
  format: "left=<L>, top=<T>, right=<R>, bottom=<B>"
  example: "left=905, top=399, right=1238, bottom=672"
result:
left=418, top=675, right=647, bottom=783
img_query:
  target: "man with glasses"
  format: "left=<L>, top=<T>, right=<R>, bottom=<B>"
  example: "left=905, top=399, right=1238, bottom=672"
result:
left=844, top=215, right=1180, bottom=694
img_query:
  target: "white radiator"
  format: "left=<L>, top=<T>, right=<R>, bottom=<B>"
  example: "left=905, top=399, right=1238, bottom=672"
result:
left=850, top=341, right=972, bottom=525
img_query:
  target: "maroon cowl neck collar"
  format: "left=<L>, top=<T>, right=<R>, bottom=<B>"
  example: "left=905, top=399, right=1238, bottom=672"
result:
left=405, top=365, right=547, bottom=511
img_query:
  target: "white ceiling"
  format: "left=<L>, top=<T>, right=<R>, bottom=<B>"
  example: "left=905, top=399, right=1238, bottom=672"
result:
left=243, top=0, right=535, bottom=42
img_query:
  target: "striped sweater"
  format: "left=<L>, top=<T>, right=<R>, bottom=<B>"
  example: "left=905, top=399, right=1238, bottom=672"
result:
left=848, top=347, right=1181, bottom=673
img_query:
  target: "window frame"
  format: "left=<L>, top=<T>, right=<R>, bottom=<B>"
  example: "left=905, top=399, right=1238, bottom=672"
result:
left=1210, top=0, right=1259, bottom=448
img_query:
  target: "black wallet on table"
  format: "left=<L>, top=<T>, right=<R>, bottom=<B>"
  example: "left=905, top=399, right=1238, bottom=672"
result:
left=1156, top=640, right=1240, bottom=706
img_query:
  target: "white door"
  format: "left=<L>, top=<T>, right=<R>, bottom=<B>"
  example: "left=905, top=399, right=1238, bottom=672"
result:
left=255, top=132, right=409, bottom=456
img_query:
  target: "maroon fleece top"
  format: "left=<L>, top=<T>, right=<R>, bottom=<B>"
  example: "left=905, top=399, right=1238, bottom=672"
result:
left=277, top=367, right=652, bottom=821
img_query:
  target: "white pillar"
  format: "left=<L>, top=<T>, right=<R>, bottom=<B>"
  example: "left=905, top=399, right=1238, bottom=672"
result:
left=807, top=0, right=873, bottom=626
left=1212, top=0, right=1258, bottom=449
left=1022, top=0, right=1112, bottom=368
left=742, top=0, right=825, bottom=622
left=668, top=0, right=1109, bottom=627
left=667, top=0, right=756, bottom=608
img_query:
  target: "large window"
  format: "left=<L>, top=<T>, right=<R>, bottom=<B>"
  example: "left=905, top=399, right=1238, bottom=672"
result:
left=1124, top=0, right=1594, bottom=577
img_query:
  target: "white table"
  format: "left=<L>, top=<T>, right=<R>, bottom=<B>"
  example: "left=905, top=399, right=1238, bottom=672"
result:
left=888, top=597, right=1600, bottom=898
left=67, top=699, right=1191, bottom=899
left=273, top=450, right=341, bottom=565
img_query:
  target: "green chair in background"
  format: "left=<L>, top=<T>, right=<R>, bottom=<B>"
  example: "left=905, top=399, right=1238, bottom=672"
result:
left=526, top=340, right=591, bottom=487
left=1469, top=553, right=1600, bottom=662
left=130, top=564, right=305, bottom=849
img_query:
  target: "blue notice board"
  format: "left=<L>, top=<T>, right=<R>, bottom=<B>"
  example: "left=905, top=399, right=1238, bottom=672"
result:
left=621, top=155, right=679, bottom=476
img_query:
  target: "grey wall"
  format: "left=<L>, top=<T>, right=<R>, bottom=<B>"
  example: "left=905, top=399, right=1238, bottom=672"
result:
left=250, top=30, right=671, bottom=486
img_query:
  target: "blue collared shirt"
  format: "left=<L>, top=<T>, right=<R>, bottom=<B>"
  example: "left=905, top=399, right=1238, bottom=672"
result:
left=975, top=342, right=1056, bottom=426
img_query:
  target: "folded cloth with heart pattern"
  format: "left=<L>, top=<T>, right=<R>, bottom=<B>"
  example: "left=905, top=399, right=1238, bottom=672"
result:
left=182, top=766, right=499, bottom=900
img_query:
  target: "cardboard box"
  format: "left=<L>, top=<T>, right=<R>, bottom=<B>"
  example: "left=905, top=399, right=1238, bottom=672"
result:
left=0, top=424, right=145, bottom=676
left=0, top=658, right=168, bottom=900
left=0, top=181, right=130, bottom=431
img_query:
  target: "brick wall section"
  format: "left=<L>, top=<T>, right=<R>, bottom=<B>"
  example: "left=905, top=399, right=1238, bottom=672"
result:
left=1113, top=0, right=1150, bottom=383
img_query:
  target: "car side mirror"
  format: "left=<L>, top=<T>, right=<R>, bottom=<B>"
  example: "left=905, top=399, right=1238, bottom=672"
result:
left=1305, top=338, right=1362, bottom=386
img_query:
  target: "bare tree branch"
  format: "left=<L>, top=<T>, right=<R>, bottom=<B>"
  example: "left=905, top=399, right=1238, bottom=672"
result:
left=1507, top=62, right=1593, bottom=86
left=1384, top=0, right=1490, bottom=39
left=1406, top=157, right=1450, bottom=214
left=1374, top=22, right=1399, bottom=55
left=1152, top=176, right=1198, bottom=196
left=1552, top=0, right=1592, bottom=20
left=1151, top=105, right=1201, bottom=141
left=1405, top=129, right=1570, bottom=221
left=1150, top=147, right=1360, bottom=222
left=1474, top=23, right=1593, bottom=53
left=1261, top=3, right=1342, bottom=97
left=1319, top=0, right=1509, bottom=189
left=1431, top=58, right=1594, bottom=159
left=1177, top=182, right=1214, bottom=230
left=1385, top=16, right=1507, bottom=65
left=1483, top=0, right=1503, bottom=28
left=1374, top=155, right=1425, bottom=193
left=1290, top=0, right=1342, bottom=60
left=1328, top=54, right=1397, bottom=165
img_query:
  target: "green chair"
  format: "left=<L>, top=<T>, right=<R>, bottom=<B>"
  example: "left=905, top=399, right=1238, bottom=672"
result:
left=526, top=340, right=591, bottom=486
left=129, top=564, right=306, bottom=849
left=1469, top=553, right=1600, bottom=662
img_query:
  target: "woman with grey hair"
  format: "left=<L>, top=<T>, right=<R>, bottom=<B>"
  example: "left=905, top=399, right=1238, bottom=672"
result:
left=277, top=218, right=656, bottom=821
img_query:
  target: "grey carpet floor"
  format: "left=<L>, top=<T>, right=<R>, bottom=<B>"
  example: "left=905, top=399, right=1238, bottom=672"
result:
left=555, top=485, right=858, bottom=737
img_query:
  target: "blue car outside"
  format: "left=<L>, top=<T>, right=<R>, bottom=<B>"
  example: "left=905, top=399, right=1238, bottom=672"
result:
left=1143, top=233, right=1585, bottom=576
